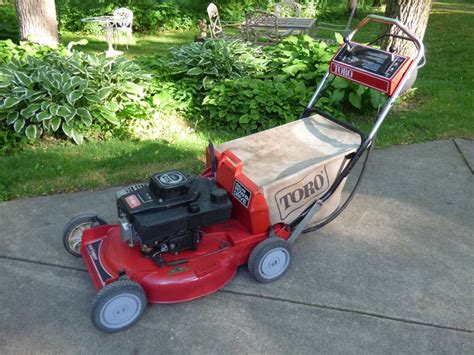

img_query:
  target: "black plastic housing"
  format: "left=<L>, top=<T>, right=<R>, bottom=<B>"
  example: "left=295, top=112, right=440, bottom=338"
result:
left=117, top=171, right=232, bottom=250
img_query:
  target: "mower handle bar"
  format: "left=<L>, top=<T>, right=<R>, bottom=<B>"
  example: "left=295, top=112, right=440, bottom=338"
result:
left=290, top=16, right=426, bottom=241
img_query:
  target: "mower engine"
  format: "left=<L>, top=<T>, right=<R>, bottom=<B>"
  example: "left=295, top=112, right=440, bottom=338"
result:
left=116, top=170, right=232, bottom=256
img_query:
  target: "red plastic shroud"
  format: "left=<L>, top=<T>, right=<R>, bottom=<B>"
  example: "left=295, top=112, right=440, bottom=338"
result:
left=329, top=42, right=413, bottom=96
left=81, top=149, right=289, bottom=303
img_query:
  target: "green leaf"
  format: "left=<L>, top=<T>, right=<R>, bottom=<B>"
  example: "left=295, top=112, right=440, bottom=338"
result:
left=330, top=89, right=345, bottom=104
left=25, top=125, right=38, bottom=139
left=370, top=89, right=385, bottom=108
left=335, top=32, right=344, bottom=45
left=6, top=111, right=19, bottom=124
left=186, top=67, right=203, bottom=76
left=282, top=63, right=307, bottom=75
left=14, top=71, right=33, bottom=87
left=36, top=111, right=52, bottom=121
left=99, top=110, right=119, bottom=125
left=62, top=122, right=72, bottom=137
left=85, top=95, right=101, bottom=103
left=331, top=76, right=349, bottom=89
left=2, top=96, right=22, bottom=109
left=202, top=77, right=214, bottom=91
left=77, top=108, right=92, bottom=126
left=50, top=117, right=61, bottom=131
left=14, top=118, right=25, bottom=132
left=49, top=104, right=60, bottom=116
left=71, top=128, right=84, bottom=144
left=348, top=92, right=362, bottom=109
left=57, top=105, right=73, bottom=117
left=204, top=67, right=219, bottom=76
left=356, top=85, right=366, bottom=96
left=67, top=90, right=83, bottom=105
left=64, top=108, right=77, bottom=124
left=104, top=102, right=119, bottom=112
left=97, top=87, right=112, bottom=100
left=239, top=115, right=249, bottom=124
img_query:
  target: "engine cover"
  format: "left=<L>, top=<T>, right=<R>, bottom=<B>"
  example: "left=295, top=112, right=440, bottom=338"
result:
left=116, top=171, right=232, bottom=253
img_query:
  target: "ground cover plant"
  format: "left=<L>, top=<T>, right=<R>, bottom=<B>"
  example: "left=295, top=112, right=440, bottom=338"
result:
left=0, top=41, right=153, bottom=145
left=0, top=0, right=473, bottom=201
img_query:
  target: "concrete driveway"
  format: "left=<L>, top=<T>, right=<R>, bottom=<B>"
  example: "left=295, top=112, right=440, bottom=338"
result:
left=0, top=139, right=473, bottom=354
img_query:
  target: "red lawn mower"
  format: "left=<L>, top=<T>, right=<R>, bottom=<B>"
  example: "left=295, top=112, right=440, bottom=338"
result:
left=63, top=15, right=425, bottom=332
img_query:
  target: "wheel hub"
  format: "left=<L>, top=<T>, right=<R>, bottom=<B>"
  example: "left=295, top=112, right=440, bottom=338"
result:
left=259, top=247, right=290, bottom=279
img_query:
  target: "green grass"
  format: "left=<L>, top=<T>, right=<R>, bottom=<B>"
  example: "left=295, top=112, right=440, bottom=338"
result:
left=1, top=0, right=473, bottom=201
left=60, top=30, right=195, bottom=57
left=0, top=130, right=238, bottom=201
left=355, top=0, right=474, bottom=147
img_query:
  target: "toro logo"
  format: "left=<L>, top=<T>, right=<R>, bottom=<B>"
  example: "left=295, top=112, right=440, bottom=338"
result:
left=333, top=64, right=353, bottom=79
left=275, top=167, right=329, bottom=220
left=125, top=194, right=142, bottom=209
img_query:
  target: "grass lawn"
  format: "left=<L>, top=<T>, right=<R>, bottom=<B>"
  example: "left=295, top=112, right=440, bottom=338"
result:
left=60, top=30, right=196, bottom=58
left=1, top=0, right=473, bottom=201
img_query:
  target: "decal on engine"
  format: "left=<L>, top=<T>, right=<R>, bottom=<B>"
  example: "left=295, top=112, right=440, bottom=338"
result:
left=125, top=194, right=142, bottom=208
left=275, top=166, right=330, bottom=220
left=157, top=171, right=187, bottom=186
left=232, top=180, right=252, bottom=208
left=86, top=240, right=112, bottom=284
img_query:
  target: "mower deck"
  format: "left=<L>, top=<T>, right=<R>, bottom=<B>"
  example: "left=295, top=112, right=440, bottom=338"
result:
left=81, top=221, right=289, bottom=303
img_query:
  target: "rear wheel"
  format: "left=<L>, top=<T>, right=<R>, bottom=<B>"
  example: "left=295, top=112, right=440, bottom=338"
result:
left=248, top=238, right=292, bottom=283
left=63, top=213, right=107, bottom=257
left=91, top=279, right=147, bottom=333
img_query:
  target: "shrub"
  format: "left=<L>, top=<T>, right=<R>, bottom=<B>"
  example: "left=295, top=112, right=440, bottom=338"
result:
left=202, top=78, right=310, bottom=133
left=0, top=40, right=70, bottom=65
left=0, top=121, right=27, bottom=155
left=0, top=5, right=18, bottom=41
left=0, top=43, right=151, bottom=144
left=56, top=0, right=196, bottom=34
left=264, top=35, right=337, bottom=87
left=162, top=39, right=268, bottom=90
left=265, top=35, right=386, bottom=113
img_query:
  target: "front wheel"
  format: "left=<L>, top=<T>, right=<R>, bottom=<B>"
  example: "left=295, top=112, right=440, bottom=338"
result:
left=91, top=279, right=147, bottom=333
left=63, top=213, right=107, bottom=257
left=248, top=238, right=292, bottom=283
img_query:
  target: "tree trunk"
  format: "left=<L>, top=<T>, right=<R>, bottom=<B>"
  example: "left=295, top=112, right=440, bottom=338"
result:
left=381, top=0, right=432, bottom=57
left=347, top=0, right=358, bottom=16
left=16, top=0, right=59, bottom=45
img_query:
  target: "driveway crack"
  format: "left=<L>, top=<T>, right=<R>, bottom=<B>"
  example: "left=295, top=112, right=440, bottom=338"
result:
left=453, top=139, right=474, bottom=174
left=2, top=254, right=472, bottom=334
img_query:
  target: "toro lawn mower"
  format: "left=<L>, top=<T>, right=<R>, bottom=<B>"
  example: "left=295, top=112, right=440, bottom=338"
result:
left=63, top=15, right=425, bottom=333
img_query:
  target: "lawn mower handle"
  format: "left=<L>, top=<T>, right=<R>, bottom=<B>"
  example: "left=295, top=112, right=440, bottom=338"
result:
left=347, top=14, right=425, bottom=63
left=290, top=15, right=426, bottom=240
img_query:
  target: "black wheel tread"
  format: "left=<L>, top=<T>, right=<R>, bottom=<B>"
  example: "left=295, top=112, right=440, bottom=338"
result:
left=62, top=213, right=106, bottom=257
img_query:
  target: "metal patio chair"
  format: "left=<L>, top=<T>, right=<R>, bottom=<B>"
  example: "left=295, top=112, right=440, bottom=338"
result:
left=207, top=3, right=243, bottom=40
left=113, top=7, right=133, bottom=49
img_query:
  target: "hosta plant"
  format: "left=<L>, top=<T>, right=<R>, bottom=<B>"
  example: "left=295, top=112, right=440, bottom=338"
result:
left=0, top=49, right=151, bottom=144
left=164, top=39, right=268, bottom=90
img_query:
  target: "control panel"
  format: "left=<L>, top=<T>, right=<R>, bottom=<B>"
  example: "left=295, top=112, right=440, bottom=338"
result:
left=330, top=42, right=413, bottom=96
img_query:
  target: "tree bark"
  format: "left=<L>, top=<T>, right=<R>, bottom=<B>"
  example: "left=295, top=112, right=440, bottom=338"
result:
left=381, top=0, right=432, bottom=57
left=16, top=0, right=59, bottom=45
left=347, top=0, right=358, bottom=16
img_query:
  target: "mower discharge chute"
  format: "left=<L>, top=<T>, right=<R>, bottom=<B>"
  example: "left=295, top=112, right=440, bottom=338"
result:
left=63, top=15, right=425, bottom=333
